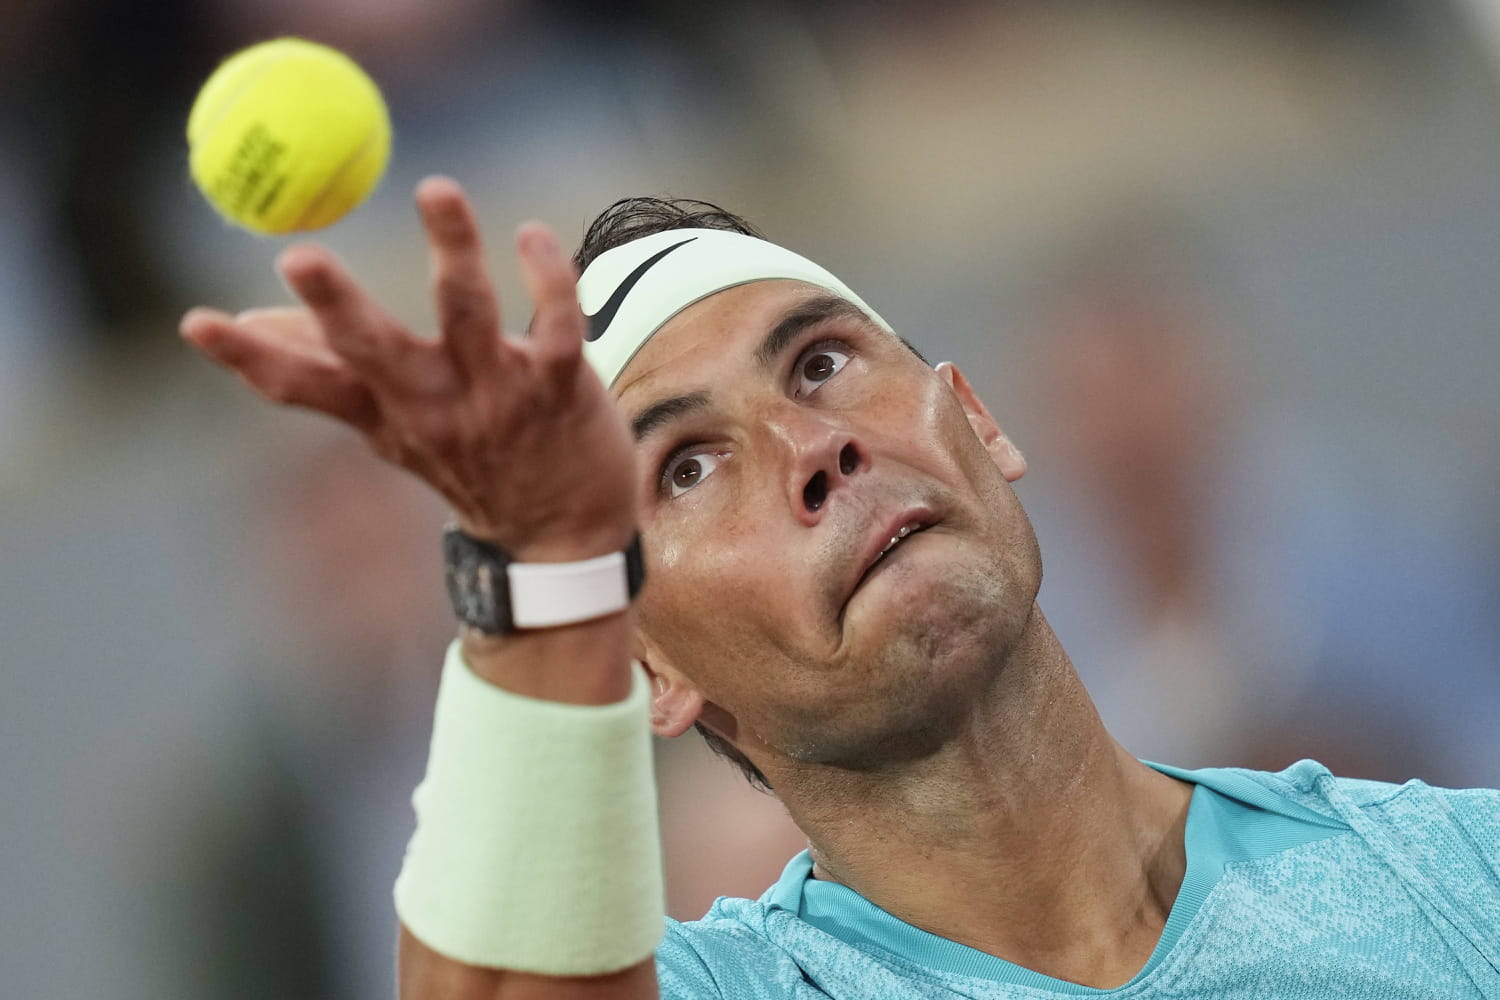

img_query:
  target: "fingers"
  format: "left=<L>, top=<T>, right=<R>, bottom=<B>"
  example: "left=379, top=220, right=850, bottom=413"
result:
left=417, top=177, right=502, bottom=379
left=277, top=244, right=438, bottom=395
left=516, top=222, right=586, bottom=365
left=180, top=306, right=380, bottom=430
left=226, top=307, right=336, bottom=359
left=185, top=199, right=578, bottom=444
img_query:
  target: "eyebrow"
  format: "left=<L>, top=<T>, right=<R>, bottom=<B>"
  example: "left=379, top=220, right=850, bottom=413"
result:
left=629, top=295, right=874, bottom=444
left=632, top=390, right=711, bottom=442
left=754, top=295, right=872, bottom=371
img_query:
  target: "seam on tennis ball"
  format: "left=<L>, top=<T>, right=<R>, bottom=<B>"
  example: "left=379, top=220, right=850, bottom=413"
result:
left=190, top=48, right=294, bottom=153
left=290, top=122, right=386, bottom=231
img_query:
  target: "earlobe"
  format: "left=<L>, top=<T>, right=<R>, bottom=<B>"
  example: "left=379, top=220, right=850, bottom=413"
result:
left=935, top=362, right=1027, bottom=482
left=636, top=655, right=707, bottom=739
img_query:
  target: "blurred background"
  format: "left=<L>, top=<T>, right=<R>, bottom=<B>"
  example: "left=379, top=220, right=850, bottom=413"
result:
left=2, top=0, right=1498, bottom=996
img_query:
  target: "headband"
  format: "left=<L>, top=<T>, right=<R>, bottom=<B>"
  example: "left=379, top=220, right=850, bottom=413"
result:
left=576, top=228, right=892, bottom=387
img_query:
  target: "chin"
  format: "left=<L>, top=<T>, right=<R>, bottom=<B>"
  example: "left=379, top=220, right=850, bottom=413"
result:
left=784, top=559, right=1033, bottom=770
left=852, top=535, right=1034, bottom=665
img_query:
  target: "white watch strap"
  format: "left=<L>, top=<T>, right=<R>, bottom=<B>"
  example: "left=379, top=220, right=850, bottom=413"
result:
left=507, top=551, right=630, bottom=629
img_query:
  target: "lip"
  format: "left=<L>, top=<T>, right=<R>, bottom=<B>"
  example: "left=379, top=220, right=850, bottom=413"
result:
left=842, top=506, right=936, bottom=612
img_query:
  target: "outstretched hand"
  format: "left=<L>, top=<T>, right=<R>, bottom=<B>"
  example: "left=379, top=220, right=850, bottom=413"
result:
left=181, top=178, right=637, bottom=562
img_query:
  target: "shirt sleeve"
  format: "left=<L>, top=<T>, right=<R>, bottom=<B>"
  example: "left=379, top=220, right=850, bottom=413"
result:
left=656, top=920, right=726, bottom=999
left=656, top=914, right=835, bottom=1000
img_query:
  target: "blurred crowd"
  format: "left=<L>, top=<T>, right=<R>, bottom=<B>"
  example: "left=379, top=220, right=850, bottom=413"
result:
left=2, top=1, right=1498, bottom=997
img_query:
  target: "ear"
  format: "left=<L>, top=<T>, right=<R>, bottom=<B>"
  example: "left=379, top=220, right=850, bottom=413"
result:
left=633, top=636, right=707, bottom=739
left=935, top=362, right=1026, bottom=482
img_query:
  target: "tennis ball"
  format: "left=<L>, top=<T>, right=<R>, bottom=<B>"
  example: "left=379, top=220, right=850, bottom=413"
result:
left=187, top=38, right=391, bottom=235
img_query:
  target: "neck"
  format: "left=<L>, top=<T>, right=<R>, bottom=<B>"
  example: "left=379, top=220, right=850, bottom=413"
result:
left=772, top=607, right=1193, bottom=988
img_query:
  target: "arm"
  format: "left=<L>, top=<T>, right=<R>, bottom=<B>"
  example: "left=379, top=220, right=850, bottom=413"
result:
left=181, top=179, right=659, bottom=1000
left=399, top=925, right=659, bottom=1000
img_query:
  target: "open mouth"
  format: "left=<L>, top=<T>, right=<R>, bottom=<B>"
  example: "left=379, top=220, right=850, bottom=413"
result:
left=852, top=519, right=928, bottom=593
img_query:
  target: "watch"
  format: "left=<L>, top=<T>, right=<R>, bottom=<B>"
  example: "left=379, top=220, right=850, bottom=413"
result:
left=442, top=527, right=646, bottom=635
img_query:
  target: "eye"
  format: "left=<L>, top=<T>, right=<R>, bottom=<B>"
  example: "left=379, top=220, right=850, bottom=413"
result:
left=662, top=449, right=725, bottom=498
left=794, top=344, right=851, bottom=398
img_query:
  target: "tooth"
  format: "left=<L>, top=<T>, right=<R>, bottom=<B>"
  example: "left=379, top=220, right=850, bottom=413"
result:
left=898, top=525, right=911, bottom=538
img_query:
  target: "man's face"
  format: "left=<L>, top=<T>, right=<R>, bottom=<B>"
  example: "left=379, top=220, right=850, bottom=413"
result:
left=614, top=280, right=1038, bottom=773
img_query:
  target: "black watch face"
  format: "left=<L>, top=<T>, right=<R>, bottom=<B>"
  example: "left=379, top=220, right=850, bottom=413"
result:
left=443, top=530, right=510, bottom=634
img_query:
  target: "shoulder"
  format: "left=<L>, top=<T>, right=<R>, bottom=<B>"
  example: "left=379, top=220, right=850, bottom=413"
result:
left=659, top=900, right=1000, bottom=1000
left=1190, top=760, right=1500, bottom=966
left=1266, top=758, right=1498, bottom=814
left=1220, top=760, right=1500, bottom=890
left=1196, top=757, right=1497, bottom=813
left=657, top=902, right=820, bottom=1000
left=1166, top=758, right=1500, bottom=862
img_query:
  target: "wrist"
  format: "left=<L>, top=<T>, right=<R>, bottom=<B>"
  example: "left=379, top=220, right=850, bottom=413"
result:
left=442, top=525, right=644, bottom=642
left=394, top=640, right=663, bottom=974
left=456, top=520, right=636, bottom=564
left=459, top=612, right=633, bottom=706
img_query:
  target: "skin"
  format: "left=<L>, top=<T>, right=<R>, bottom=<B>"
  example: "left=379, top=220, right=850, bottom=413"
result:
left=623, top=284, right=1039, bottom=770
left=182, top=179, right=1193, bottom=998
left=624, top=282, right=1191, bottom=987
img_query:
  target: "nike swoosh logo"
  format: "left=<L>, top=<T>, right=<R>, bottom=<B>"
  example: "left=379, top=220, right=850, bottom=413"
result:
left=584, top=237, right=698, bottom=342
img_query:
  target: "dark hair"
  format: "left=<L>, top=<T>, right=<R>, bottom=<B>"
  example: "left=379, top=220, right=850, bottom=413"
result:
left=577, top=195, right=927, bottom=366
left=574, top=196, right=775, bottom=794
left=573, top=196, right=764, bottom=271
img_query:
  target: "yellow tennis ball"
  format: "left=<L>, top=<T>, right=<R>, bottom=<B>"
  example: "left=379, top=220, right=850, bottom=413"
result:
left=187, top=38, right=391, bottom=235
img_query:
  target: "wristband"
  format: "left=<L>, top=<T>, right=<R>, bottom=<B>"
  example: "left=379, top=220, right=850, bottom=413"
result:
left=394, top=641, right=664, bottom=975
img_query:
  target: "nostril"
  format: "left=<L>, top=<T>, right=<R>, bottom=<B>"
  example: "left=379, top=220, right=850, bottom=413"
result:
left=803, top=470, right=828, bottom=512
left=838, top=443, right=858, bottom=476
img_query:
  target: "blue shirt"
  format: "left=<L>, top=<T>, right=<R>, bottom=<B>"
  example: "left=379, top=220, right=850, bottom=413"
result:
left=656, top=761, right=1500, bottom=998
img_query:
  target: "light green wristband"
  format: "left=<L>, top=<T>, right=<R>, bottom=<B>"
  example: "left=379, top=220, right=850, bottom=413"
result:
left=394, top=641, right=663, bottom=975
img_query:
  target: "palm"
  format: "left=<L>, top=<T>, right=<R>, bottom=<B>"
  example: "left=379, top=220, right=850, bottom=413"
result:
left=181, top=177, right=638, bottom=561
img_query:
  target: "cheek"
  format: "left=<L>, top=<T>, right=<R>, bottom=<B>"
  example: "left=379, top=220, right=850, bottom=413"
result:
left=638, top=514, right=786, bottom=673
left=864, top=374, right=982, bottom=473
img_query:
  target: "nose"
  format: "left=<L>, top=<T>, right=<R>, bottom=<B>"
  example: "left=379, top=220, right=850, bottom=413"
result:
left=770, top=409, right=867, bottom=524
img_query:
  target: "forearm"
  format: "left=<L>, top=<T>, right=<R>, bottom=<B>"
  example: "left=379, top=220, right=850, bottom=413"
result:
left=400, top=928, right=658, bottom=1000
left=458, top=607, right=634, bottom=707
left=183, top=177, right=658, bottom=1000
left=398, top=610, right=660, bottom=1000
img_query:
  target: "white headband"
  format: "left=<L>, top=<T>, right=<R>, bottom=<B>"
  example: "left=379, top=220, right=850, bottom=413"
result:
left=577, top=228, right=892, bottom=387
